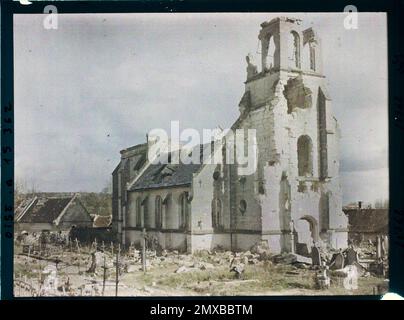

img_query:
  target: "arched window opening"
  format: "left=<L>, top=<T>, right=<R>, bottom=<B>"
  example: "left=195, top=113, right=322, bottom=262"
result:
left=297, top=135, right=313, bottom=177
left=239, top=200, right=247, bottom=214
left=302, top=44, right=310, bottom=70
left=267, top=35, right=276, bottom=69
left=155, top=196, right=162, bottom=229
left=212, top=198, right=223, bottom=230
left=179, top=193, right=188, bottom=230
left=126, top=201, right=136, bottom=228
left=309, top=44, right=316, bottom=71
left=319, top=192, right=330, bottom=232
left=136, top=197, right=142, bottom=227
left=288, top=31, right=301, bottom=68
left=296, top=215, right=319, bottom=254
left=262, top=34, right=276, bottom=71
left=124, top=205, right=129, bottom=227
left=143, top=197, right=150, bottom=228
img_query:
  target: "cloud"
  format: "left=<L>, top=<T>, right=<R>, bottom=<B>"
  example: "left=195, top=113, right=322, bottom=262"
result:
left=14, top=13, right=388, bottom=203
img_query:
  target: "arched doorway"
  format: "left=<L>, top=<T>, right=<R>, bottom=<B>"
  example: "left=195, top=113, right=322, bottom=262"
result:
left=295, top=215, right=319, bottom=256
left=300, top=215, right=319, bottom=243
left=297, top=135, right=313, bottom=177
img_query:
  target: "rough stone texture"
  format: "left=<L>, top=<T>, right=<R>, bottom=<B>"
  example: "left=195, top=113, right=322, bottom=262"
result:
left=112, top=16, right=348, bottom=253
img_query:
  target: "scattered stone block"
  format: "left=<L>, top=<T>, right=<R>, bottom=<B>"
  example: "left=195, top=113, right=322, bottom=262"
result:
left=296, top=243, right=310, bottom=257
left=175, top=266, right=192, bottom=273
left=230, top=264, right=245, bottom=279
left=295, top=253, right=312, bottom=265
left=272, top=253, right=297, bottom=264
left=342, top=265, right=358, bottom=290
left=329, top=252, right=345, bottom=270
left=315, top=266, right=330, bottom=290
left=250, top=241, right=271, bottom=260
left=311, top=246, right=321, bottom=266
left=345, top=247, right=359, bottom=266
left=199, top=262, right=214, bottom=270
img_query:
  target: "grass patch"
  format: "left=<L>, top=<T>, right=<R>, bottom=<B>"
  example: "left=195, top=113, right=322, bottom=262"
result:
left=157, top=267, right=233, bottom=288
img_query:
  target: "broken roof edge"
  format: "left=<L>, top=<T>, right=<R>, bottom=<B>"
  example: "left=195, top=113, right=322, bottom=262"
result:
left=53, top=193, right=78, bottom=226
left=53, top=193, right=92, bottom=226
left=129, top=182, right=191, bottom=192
left=73, top=195, right=93, bottom=222
left=190, top=127, right=237, bottom=178
left=319, top=84, right=332, bottom=101
left=15, top=196, right=37, bottom=222
left=126, top=155, right=155, bottom=191
left=120, top=142, right=147, bottom=155
left=260, top=16, right=302, bottom=29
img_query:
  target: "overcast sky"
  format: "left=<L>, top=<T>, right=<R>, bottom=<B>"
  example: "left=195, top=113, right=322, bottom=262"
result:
left=14, top=13, right=388, bottom=205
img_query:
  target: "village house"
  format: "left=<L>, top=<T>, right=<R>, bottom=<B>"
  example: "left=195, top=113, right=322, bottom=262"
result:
left=15, top=194, right=93, bottom=233
left=92, top=214, right=113, bottom=228
left=112, top=17, right=348, bottom=254
left=343, top=203, right=388, bottom=245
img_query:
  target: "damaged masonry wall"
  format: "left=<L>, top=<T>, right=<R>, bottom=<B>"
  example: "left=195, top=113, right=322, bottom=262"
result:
left=113, top=17, right=348, bottom=254
left=190, top=17, right=347, bottom=253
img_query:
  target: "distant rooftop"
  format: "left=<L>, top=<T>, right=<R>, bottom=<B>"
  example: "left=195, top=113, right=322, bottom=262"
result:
left=17, top=196, right=74, bottom=224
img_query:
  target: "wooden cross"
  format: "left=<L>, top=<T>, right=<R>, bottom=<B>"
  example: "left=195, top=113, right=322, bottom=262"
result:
left=75, top=238, right=80, bottom=253
left=141, top=228, right=147, bottom=273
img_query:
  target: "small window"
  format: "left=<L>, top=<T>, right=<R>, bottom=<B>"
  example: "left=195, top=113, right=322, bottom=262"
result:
left=212, top=198, right=223, bottom=229
left=143, top=197, right=150, bottom=228
left=297, top=135, right=313, bottom=177
left=309, top=44, right=316, bottom=71
left=179, top=193, right=188, bottom=230
left=288, top=31, right=301, bottom=68
left=239, top=200, right=247, bottom=214
left=136, top=197, right=142, bottom=227
left=263, top=34, right=276, bottom=70
left=155, top=196, right=162, bottom=229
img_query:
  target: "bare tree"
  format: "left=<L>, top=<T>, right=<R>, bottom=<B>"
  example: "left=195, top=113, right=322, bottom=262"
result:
left=101, top=177, right=112, bottom=194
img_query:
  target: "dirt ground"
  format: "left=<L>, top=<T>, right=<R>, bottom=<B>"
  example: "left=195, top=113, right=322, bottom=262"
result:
left=13, top=243, right=388, bottom=297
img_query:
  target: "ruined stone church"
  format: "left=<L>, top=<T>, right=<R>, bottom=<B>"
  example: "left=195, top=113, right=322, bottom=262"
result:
left=112, top=17, right=348, bottom=254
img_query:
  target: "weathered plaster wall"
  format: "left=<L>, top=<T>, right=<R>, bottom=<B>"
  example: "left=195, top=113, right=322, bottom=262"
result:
left=124, top=186, right=190, bottom=249
left=115, top=17, right=348, bottom=253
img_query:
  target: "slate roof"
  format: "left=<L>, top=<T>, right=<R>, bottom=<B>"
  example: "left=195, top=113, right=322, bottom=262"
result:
left=127, top=144, right=221, bottom=191
left=15, top=197, right=36, bottom=221
left=131, top=153, right=146, bottom=171
left=129, top=162, right=203, bottom=191
left=344, top=208, right=388, bottom=234
left=18, top=196, right=73, bottom=223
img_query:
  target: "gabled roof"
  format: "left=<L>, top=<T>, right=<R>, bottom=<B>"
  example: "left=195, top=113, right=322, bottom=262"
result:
left=15, top=197, right=37, bottom=221
left=129, top=162, right=202, bottom=191
left=17, top=194, right=79, bottom=224
left=128, top=144, right=216, bottom=191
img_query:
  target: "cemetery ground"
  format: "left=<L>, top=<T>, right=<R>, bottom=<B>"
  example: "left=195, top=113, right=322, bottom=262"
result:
left=13, top=240, right=388, bottom=297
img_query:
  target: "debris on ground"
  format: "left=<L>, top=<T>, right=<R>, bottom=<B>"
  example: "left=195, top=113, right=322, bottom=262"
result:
left=314, top=265, right=330, bottom=290
left=13, top=231, right=389, bottom=296
left=250, top=241, right=272, bottom=260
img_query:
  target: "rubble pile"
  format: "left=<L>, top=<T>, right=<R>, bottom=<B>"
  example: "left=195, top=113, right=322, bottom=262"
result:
left=14, top=233, right=389, bottom=296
